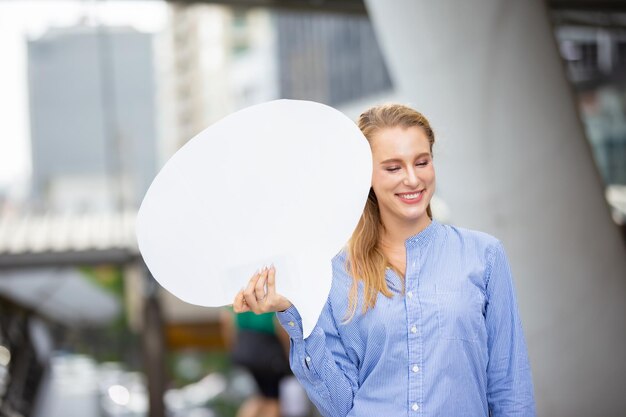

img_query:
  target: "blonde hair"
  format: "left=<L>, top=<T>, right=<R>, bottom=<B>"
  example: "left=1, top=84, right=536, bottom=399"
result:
left=345, top=103, right=435, bottom=322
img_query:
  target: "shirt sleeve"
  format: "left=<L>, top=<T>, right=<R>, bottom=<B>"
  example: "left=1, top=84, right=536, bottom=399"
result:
left=485, top=241, right=537, bottom=417
left=276, top=300, right=359, bottom=417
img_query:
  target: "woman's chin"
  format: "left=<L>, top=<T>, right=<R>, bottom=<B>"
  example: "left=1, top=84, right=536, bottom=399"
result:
left=398, top=208, right=429, bottom=224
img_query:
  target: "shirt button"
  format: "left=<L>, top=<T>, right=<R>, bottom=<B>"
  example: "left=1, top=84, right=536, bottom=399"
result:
left=412, top=365, right=419, bottom=373
left=288, top=321, right=295, bottom=327
left=412, top=403, right=419, bottom=411
left=407, top=291, right=413, bottom=298
left=411, top=325, right=417, bottom=334
left=305, top=356, right=311, bottom=362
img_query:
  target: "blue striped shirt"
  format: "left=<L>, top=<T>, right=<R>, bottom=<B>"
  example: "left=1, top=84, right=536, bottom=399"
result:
left=276, top=220, right=535, bottom=417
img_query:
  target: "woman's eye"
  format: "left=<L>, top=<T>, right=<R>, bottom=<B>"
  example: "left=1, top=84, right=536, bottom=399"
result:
left=385, top=167, right=400, bottom=172
left=416, top=161, right=429, bottom=167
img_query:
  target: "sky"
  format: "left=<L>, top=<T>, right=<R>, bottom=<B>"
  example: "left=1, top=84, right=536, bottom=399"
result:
left=0, top=0, right=168, bottom=194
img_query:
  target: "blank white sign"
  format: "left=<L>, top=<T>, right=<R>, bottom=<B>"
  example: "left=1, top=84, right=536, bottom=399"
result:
left=136, top=100, right=372, bottom=337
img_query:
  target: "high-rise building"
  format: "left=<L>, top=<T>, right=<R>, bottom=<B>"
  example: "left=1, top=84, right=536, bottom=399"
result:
left=27, top=25, right=158, bottom=211
left=161, top=5, right=391, bottom=155
left=161, top=4, right=278, bottom=152
left=275, top=10, right=392, bottom=107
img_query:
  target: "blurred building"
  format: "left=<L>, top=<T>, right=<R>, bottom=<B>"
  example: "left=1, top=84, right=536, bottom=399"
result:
left=554, top=17, right=626, bottom=232
left=275, top=10, right=392, bottom=106
left=27, top=25, right=158, bottom=212
left=161, top=4, right=278, bottom=152
left=161, top=4, right=392, bottom=155
left=15, top=24, right=160, bottom=416
left=556, top=21, right=626, bottom=186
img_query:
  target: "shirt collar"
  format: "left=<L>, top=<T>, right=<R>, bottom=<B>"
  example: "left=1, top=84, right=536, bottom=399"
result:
left=404, top=219, right=442, bottom=250
left=384, top=219, right=443, bottom=292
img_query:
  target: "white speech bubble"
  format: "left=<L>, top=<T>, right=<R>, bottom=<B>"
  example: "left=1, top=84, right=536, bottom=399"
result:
left=136, top=99, right=372, bottom=337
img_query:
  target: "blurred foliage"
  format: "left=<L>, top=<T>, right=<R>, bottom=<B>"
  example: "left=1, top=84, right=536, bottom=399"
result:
left=80, top=265, right=125, bottom=298
left=168, top=349, right=232, bottom=387
left=209, top=397, right=239, bottom=417
left=168, top=350, right=239, bottom=417
left=61, top=266, right=141, bottom=367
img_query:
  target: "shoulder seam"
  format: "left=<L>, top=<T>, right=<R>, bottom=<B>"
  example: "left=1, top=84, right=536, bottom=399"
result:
left=484, top=240, right=501, bottom=289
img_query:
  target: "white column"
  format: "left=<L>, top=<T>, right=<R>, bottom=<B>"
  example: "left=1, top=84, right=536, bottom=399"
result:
left=364, top=0, right=626, bottom=415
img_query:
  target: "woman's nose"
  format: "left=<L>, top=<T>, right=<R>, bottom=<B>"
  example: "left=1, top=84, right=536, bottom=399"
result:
left=403, top=167, right=419, bottom=187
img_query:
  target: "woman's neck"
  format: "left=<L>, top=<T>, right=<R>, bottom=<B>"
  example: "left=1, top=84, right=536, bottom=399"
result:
left=380, top=215, right=432, bottom=250
left=380, top=216, right=432, bottom=277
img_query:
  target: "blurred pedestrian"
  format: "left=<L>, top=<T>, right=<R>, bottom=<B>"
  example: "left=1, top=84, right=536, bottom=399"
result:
left=221, top=308, right=291, bottom=417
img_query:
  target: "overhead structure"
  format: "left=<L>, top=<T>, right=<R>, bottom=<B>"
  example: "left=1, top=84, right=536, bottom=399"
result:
left=0, top=211, right=138, bottom=268
left=166, top=0, right=626, bottom=13
left=166, top=0, right=367, bottom=13
left=549, top=0, right=626, bottom=10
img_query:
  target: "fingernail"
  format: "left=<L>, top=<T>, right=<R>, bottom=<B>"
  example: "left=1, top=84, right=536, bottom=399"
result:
left=270, top=263, right=275, bottom=270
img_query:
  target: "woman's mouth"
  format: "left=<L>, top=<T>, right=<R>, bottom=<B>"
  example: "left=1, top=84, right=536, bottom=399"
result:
left=396, top=190, right=424, bottom=204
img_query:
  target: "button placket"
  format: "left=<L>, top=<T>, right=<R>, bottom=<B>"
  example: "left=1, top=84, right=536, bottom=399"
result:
left=406, top=245, right=423, bottom=415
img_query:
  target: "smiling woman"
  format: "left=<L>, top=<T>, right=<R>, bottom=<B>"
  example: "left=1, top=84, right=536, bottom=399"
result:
left=234, top=103, right=536, bottom=417
left=371, top=127, right=434, bottom=229
left=345, top=106, right=437, bottom=321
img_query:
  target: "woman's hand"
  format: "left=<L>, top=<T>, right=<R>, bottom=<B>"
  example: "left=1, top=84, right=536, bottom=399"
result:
left=233, top=264, right=292, bottom=314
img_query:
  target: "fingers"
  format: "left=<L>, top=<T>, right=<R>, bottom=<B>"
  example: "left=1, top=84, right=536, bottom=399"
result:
left=243, top=268, right=262, bottom=311
left=233, top=289, right=250, bottom=313
left=267, top=264, right=276, bottom=296
left=239, top=264, right=278, bottom=314
left=255, top=267, right=267, bottom=300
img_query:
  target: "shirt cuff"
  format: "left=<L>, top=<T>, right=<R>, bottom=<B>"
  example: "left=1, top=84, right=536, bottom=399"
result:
left=276, top=305, right=303, bottom=340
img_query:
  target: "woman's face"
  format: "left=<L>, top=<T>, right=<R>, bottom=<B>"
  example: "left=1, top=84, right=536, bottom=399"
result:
left=370, top=126, right=435, bottom=230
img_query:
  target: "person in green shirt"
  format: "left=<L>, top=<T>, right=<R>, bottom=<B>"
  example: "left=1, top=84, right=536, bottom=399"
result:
left=221, top=307, right=290, bottom=417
